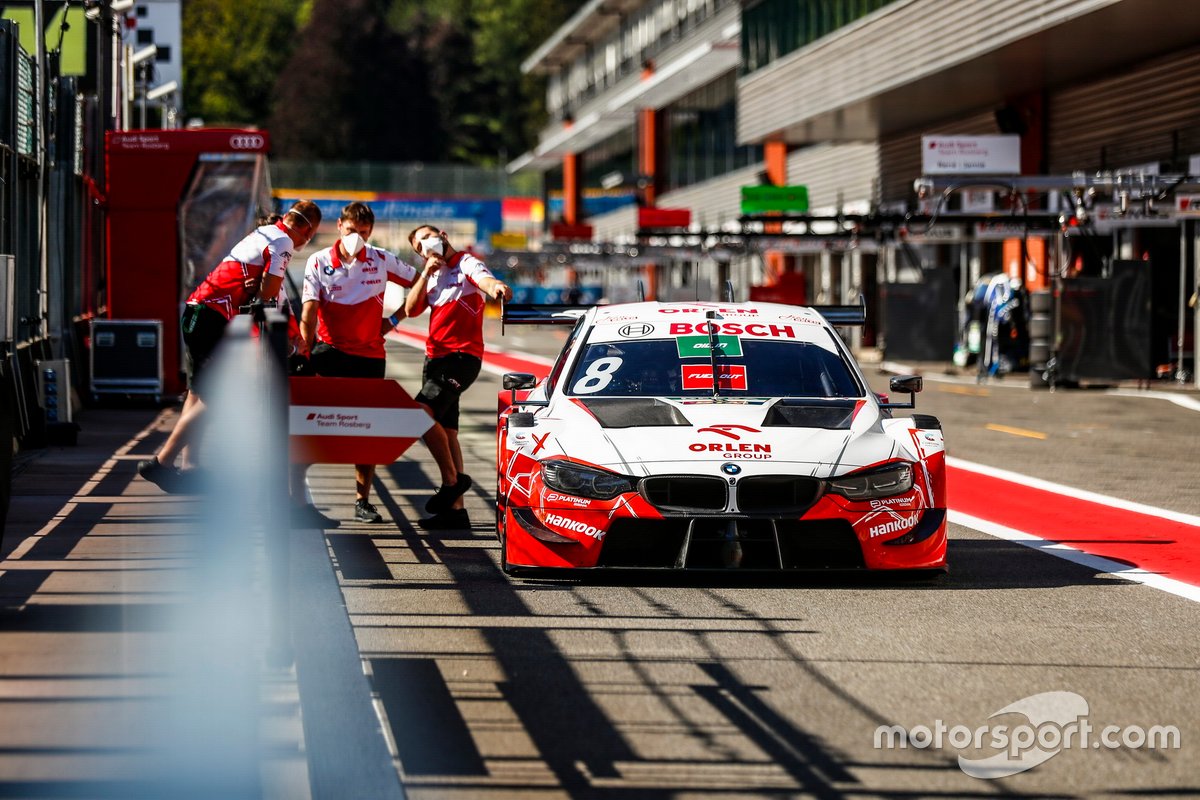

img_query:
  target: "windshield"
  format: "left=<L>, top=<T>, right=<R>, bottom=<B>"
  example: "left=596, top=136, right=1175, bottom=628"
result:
left=565, top=338, right=861, bottom=398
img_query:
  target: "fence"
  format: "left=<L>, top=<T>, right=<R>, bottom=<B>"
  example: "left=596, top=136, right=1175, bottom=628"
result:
left=0, top=18, right=105, bottom=534
left=272, top=159, right=542, bottom=198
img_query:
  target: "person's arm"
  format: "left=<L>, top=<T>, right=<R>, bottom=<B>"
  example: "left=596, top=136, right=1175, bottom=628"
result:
left=475, top=273, right=512, bottom=301
left=461, top=256, right=512, bottom=301
left=259, top=273, right=284, bottom=304
left=300, top=299, right=319, bottom=356
left=258, top=236, right=294, bottom=305
left=404, top=255, right=442, bottom=317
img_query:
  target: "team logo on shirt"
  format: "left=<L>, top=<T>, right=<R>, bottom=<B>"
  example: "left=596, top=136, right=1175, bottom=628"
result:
left=323, top=265, right=335, bottom=276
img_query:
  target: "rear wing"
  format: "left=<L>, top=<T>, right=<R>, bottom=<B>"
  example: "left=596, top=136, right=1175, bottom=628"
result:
left=501, top=302, right=591, bottom=333
left=811, top=295, right=866, bottom=326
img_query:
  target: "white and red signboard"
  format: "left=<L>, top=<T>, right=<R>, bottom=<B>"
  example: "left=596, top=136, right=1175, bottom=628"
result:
left=1175, top=194, right=1200, bottom=216
left=681, top=365, right=748, bottom=391
left=289, top=377, right=432, bottom=464
left=921, top=135, right=1020, bottom=175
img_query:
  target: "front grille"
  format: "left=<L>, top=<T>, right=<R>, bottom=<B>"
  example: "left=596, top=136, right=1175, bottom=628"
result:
left=640, top=476, right=728, bottom=512
left=736, top=475, right=823, bottom=514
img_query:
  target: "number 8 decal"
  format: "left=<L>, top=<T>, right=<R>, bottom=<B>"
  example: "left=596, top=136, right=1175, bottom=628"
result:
left=572, top=357, right=623, bottom=394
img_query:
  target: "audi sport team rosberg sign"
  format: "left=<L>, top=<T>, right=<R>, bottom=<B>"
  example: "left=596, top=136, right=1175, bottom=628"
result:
left=921, top=135, right=1020, bottom=175
left=288, top=378, right=433, bottom=464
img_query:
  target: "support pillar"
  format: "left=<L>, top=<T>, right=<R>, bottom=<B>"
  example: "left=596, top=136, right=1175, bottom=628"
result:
left=563, top=152, right=581, bottom=226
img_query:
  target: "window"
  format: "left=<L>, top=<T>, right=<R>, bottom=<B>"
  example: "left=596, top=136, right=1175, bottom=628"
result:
left=566, top=338, right=861, bottom=398
left=136, top=5, right=148, bottom=17
left=136, top=28, right=154, bottom=44
left=156, top=45, right=171, bottom=63
left=741, top=0, right=896, bottom=75
left=664, top=73, right=761, bottom=191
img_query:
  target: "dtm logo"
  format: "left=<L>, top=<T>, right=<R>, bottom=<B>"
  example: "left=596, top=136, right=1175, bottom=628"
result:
left=229, top=134, right=266, bottom=150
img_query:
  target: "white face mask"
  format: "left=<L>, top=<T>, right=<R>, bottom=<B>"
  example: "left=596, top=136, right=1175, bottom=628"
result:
left=341, top=232, right=366, bottom=258
left=419, top=235, right=444, bottom=257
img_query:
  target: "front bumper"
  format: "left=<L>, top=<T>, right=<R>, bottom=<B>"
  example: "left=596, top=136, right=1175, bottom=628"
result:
left=503, top=504, right=948, bottom=571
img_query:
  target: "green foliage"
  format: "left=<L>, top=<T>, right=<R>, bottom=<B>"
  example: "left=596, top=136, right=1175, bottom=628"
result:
left=182, top=0, right=312, bottom=125
left=185, top=0, right=583, bottom=163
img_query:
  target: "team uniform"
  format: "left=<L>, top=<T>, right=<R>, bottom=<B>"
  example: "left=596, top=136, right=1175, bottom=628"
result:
left=415, top=251, right=495, bottom=429
left=183, top=221, right=295, bottom=385
left=302, top=243, right=416, bottom=378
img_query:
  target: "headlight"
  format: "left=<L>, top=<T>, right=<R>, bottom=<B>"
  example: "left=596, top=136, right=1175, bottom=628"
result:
left=542, top=462, right=633, bottom=500
left=827, top=463, right=913, bottom=499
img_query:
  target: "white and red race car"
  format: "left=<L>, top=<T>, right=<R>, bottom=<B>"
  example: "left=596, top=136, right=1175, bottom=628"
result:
left=495, top=300, right=947, bottom=575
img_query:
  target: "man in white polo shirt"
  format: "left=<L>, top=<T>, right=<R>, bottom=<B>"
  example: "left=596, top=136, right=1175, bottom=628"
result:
left=301, top=202, right=469, bottom=523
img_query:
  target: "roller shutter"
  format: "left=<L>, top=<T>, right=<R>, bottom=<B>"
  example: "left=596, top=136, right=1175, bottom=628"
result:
left=1048, top=45, right=1200, bottom=173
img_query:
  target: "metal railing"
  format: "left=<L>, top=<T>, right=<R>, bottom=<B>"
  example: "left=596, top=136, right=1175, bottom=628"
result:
left=272, top=159, right=543, bottom=198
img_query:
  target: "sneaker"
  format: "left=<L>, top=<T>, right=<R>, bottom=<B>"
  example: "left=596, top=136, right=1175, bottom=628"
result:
left=417, top=508, right=470, bottom=530
left=355, top=499, right=384, bottom=524
left=290, top=503, right=340, bottom=529
left=425, top=473, right=473, bottom=515
left=137, top=457, right=182, bottom=492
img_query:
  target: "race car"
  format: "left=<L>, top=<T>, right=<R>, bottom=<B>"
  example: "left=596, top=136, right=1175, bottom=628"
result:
left=495, top=299, right=947, bottom=575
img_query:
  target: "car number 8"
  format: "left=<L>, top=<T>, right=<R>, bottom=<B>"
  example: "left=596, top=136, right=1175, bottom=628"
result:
left=572, top=357, right=622, bottom=394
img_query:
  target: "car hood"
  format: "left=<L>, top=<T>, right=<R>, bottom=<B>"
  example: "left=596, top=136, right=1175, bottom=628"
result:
left=522, top=396, right=905, bottom=478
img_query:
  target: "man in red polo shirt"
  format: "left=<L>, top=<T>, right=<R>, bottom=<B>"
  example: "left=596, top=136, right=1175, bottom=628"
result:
left=404, top=225, right=512, bottom=529
left=302, top=204, right=470, bottom=523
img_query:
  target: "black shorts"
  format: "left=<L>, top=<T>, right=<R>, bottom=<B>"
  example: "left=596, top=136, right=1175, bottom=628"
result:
left=310, top=343, right=387, bottom=379
left=415, top=353, right=481, bottom=430
left=181, top=303, right=228, bottom=390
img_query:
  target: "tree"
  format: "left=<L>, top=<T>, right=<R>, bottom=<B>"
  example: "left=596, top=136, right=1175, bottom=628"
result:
left=182, top=0, right=310, bottom=125
left=268, top=0, right=441, bottom=161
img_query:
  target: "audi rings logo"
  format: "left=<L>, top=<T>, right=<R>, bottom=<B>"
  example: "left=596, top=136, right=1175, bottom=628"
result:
left=229, top=134, right=265, bottom=150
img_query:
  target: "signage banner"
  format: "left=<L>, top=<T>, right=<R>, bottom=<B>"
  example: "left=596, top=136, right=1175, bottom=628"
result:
left=922, top=135, right=1021, bottom=175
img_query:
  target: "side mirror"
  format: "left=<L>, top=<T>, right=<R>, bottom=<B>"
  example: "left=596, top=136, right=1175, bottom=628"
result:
left=880, top=375, right=922, bottom=410
left=889, top=375, right=923, bottom=395
left=503, top=372, right=537, bottom=390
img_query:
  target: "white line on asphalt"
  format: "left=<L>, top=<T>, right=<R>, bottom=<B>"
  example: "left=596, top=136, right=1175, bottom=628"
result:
left=386, top=327, right=556, bottom=376
left=948, top=457, right=1200, bottom=528
left=1106, top=388, right=1200, bottom=413
left=950, top=511, right=1200, bottom=604
left=883, top=361, right=1200, bottom=411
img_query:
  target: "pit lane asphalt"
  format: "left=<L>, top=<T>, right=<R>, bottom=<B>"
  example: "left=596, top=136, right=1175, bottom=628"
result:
left=287, top=322, right=1200, bottom=799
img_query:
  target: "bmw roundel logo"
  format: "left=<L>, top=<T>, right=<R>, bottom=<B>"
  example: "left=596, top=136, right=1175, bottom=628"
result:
left=323, top=265, right=335, bottom=276
left=722, top=463, right=741, bottom=475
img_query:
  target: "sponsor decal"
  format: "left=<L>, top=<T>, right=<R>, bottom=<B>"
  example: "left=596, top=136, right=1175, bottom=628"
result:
left=545, top=492, right=593, bottom=508
left=532, top=432, right=550, bottom=455
left=669, top=322, right=795, bottom=338
left=659, top=306, right=759, bottom=315
left=868, top=512, right=919, bottom=539
left=544, top=513, right=605, bottom=540
left=676, top=334, right=743, bottom=358
left=618, top=323, right=654, bottom=338
left=681, top=364, right=748, bottom=391
left=689, top=424, right=772, bottom=459
left=869, top=496, right=913, bottom=510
